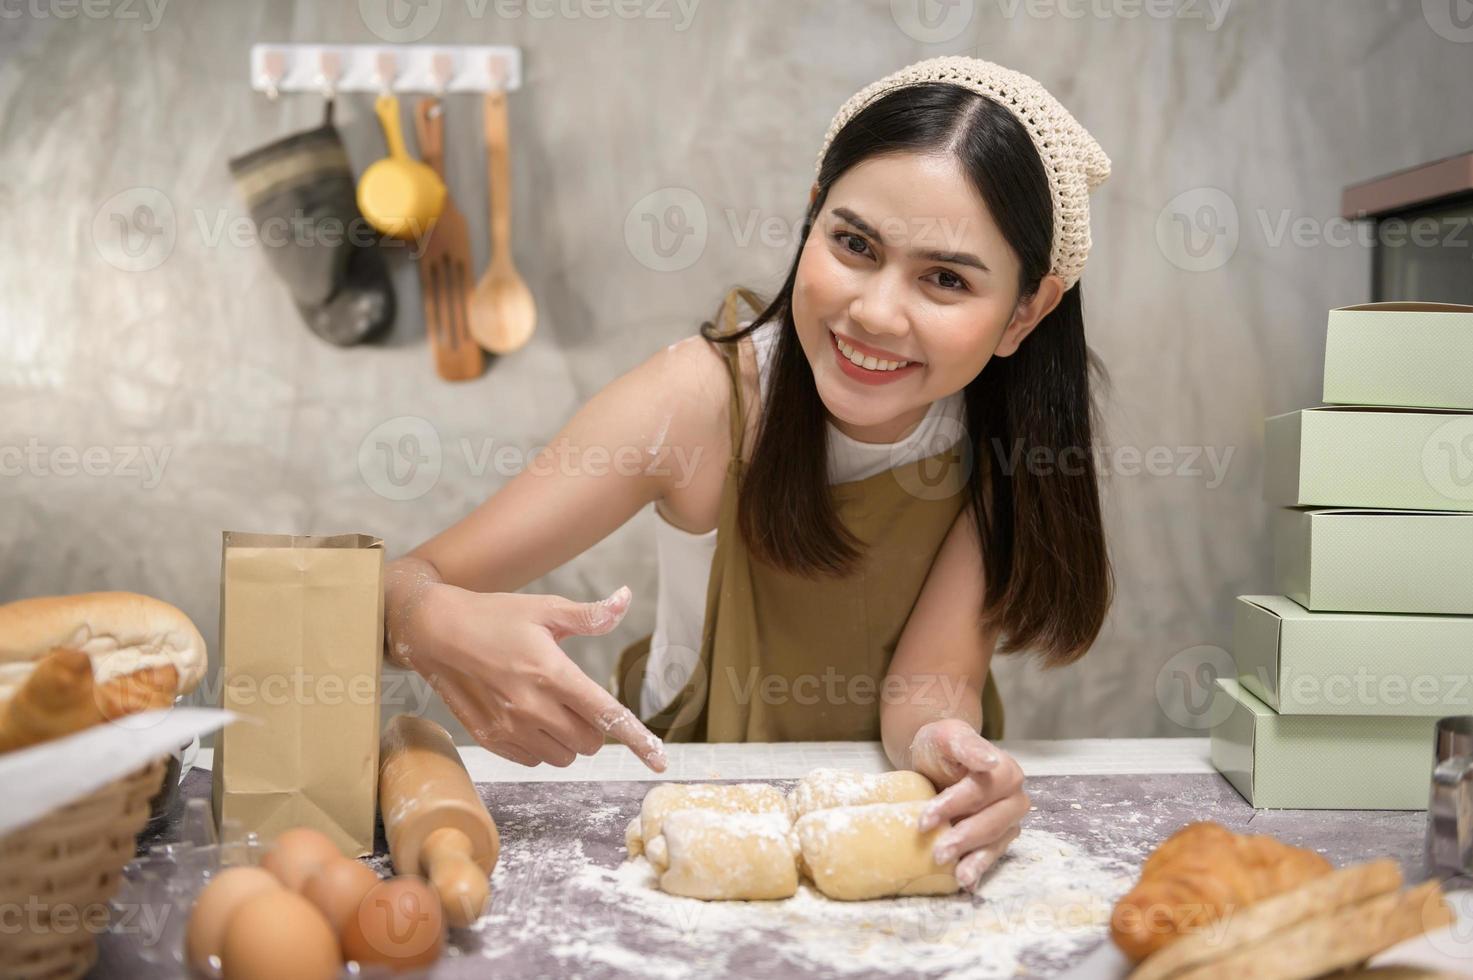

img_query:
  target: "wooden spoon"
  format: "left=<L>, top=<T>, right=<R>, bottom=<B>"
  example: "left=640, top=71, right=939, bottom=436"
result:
left=467, top=89, right=536, bottom=355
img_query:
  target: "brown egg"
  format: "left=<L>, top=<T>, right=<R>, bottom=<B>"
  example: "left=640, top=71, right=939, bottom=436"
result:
left=261, top=827, right=342, bottom=891
left=220, top=888, right=341, bottom=980
left=185, top=866, right=282, bottom=975
left=341, top=876, right=445, bottom=971
left=301, top=858, right=381, bottom=934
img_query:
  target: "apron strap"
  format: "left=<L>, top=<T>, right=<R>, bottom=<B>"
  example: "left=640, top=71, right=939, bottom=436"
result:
left=713, top=286, right=766, bottom=462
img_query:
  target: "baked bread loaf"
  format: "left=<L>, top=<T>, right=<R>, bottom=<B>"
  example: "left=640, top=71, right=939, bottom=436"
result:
left=0, top=591, right=206, bottom=706
left=1111, top=821, right=1333, bottom=962
left=0, top=592, right=205, bottom=753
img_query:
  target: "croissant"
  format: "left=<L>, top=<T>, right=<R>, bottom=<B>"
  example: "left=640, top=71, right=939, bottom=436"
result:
left=1111, top=820, right=1332, bottom=962
left=0, top=647, right=179, bottom=754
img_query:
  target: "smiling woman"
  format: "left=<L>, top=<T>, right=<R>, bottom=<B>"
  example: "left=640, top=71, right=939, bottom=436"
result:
left=384, top=55, right=1113, bottom=895
left=619, top=56, right=1114, bottom=890
left=704, top=66, right=1114, bottom=671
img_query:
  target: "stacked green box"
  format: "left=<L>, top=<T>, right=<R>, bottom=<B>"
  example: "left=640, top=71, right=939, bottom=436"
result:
left=1212, top=302, right=1473, bottom=809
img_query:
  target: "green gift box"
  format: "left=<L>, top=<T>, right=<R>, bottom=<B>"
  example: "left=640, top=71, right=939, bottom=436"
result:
left=1210, top=678, right=1435, bottom=809
left=1273, top=508, right=1473, bottom=613
left=1324, top=302, right=1473, bottom=410
left=1264, top=406, right=1473, bottom=512
left=1234, top=594, right=1473, bottom=714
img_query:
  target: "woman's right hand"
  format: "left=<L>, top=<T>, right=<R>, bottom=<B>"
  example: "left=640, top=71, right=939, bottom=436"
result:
left=388, top=569, right=667, bottom=773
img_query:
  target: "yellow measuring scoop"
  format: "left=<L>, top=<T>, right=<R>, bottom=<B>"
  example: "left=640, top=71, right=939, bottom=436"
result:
left=357, top=94, right=446, bottom=240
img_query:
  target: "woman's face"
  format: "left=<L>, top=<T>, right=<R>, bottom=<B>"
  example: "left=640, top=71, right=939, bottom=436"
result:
left=792, top=151, right=1061, bottom=445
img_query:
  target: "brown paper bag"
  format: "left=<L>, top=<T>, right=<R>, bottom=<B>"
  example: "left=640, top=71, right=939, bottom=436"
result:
left=212, top=531, right=384, bottom=857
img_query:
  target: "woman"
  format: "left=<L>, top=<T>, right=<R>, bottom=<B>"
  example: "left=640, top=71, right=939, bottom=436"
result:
left=383, top=55, right=1113, bottom=891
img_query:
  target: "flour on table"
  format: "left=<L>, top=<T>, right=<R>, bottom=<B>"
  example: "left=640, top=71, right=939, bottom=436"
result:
left=472, top=825, right=1132, bottom=978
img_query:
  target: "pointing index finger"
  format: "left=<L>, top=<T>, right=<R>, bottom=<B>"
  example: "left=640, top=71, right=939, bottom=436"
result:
left=562, top=670, right=668, bottom=772
left=594, top=701, right=669, bottom=773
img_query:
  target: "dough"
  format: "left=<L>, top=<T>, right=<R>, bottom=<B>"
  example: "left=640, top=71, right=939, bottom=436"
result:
left=626, top=772, right=956, bottom=903
left=624, top=816, right=643, bottom=858
left=648, top=809, right=799, bottom=901
left=794, top=799, right=959, bottom=901
left=634, top=782, right=788, bottom=851
left=788, top=768, right=937, bottom=819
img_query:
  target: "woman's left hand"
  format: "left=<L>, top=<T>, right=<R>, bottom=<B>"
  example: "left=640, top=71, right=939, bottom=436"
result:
left=909, top=718, right=1030, bottom=892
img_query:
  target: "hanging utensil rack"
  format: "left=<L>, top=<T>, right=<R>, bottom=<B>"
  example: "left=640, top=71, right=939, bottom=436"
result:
left=250, top=43, right=523, bottom=98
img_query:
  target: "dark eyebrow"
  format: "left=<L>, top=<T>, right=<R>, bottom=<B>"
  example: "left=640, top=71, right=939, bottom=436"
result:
left=831, top=207, right=990, bottom=273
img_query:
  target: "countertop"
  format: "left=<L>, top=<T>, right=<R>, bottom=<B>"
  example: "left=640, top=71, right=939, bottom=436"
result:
left=94, top=739, right=1472, bottom=979
left=194, top=735, right=1219, bottom=781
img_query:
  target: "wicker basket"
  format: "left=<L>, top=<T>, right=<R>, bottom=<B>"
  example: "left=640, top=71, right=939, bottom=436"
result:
left=0, top=757, right=169, bottom=980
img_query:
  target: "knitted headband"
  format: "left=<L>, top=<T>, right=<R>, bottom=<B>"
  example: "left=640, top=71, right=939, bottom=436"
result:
left=815, top=55, right=1111, bottom=291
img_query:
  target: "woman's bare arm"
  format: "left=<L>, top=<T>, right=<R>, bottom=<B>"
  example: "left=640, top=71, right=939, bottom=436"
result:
left=382, top=334, right=730, bottom=770
left=408, top=334, right=729, bottom=594
left=881, top=505, right=995, bottom=766
left=882, top=505, right=1030, bottom=892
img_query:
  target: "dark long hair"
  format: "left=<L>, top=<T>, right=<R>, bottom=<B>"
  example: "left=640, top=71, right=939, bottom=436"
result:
left=700, top=82, right=1113, bottom=669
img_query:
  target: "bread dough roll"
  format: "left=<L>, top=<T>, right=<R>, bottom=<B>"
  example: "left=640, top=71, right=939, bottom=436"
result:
left=788, top=768, right=937, bottom=819
left=795, top=799, right=958, bottom=901
left=650, top=809, right=798, bottom=901
left=637, top=782, right=788, bottom=849
left=624, top=816, right=643, bottom=858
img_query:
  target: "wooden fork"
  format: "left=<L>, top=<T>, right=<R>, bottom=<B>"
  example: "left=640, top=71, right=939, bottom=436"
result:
left=413, top=98, right=483, bottom=382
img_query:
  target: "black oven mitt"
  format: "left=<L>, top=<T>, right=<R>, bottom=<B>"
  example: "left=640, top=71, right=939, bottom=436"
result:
left=228, top=102, right=395, bottom=346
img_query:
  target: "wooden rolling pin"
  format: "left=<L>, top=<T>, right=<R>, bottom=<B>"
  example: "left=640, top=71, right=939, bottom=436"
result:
left=379, top=713, right=500, bottom=927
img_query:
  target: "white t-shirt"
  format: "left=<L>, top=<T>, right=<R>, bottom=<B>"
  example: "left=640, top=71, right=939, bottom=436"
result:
left=638, top=318, right=967, bottom=718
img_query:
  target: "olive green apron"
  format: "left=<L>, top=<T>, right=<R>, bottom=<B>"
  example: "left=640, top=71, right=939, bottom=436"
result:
left=613, top=289, right=1004, bottom=744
